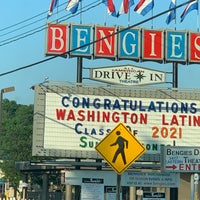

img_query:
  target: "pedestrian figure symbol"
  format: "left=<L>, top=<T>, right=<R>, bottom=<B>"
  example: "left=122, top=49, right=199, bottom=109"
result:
left=95, top=123, right=146, bottom=174
left=110, top=130, right=128, bottom=165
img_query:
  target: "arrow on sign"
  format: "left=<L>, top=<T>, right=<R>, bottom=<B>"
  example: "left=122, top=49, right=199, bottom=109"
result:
left=166, top=165, right=177, bottom=170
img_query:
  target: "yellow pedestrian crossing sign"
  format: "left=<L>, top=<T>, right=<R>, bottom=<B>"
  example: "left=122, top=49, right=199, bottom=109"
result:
left=95, top=123, right=146, bottom=174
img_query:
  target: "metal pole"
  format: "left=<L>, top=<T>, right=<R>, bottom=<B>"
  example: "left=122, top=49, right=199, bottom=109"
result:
left=42, top=173, right=48, bottom=200
left=195, top=184, right=199, bottom=200
left=194, top=173, right=199, bottom=200
left=116, top=174, right=121, bottom=200
left=172, top=62, right=178, bottom=88
left=170, top=62, right=178, bottom=200
left=77, top=57, right=83, bottom=83
left=191, top=174, right=195, bottom=200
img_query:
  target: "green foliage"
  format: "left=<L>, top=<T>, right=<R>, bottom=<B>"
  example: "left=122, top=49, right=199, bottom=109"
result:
left=0, top=99, right=33, bottom=186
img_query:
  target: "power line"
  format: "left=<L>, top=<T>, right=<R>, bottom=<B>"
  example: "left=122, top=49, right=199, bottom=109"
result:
left=0, top=1, right=67, bottom=33
left=0, top=27, right=45, bottom=47
left=0, top=0, right=101, bottom=46
left=0, top=16, right=46, bottom=38
left=0, top=12, right=46, bottom=33
left=0, top=0, right=193, bottom=77
left=59, top=1, right=101, bottom=23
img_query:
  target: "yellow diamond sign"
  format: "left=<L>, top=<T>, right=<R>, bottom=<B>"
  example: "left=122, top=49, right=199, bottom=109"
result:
left=95, top=123, right=146, bottom=174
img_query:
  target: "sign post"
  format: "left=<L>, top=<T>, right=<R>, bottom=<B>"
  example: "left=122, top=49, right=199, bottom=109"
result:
left=116, top=174, right=121, bottom=200
left=95, top=123, right=146, bottom=200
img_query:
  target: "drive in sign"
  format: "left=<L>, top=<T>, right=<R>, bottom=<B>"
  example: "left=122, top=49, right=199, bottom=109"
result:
left=161, top=146, right=200, bottom=172
left=90, top=65, right=166, bottom=86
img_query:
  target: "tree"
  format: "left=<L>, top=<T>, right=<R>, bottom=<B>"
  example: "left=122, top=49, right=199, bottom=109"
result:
left=0, top=99, right=62, bottom=195
left=0, top=99, right=33, bottom=187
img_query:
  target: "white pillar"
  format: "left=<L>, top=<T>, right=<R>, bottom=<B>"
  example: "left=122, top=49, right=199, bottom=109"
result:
left=66, top=184, right=72, bottom=200
left=129, top=187, right=136, bottom=200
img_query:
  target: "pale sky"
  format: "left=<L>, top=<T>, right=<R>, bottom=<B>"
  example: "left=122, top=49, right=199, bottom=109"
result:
left=0, top=0, right=199, bottom=105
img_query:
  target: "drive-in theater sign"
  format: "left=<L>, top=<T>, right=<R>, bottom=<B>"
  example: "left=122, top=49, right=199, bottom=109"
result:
left=45, top=23, right=200, bottom=63
left=32, top=83, right=200, bottom=158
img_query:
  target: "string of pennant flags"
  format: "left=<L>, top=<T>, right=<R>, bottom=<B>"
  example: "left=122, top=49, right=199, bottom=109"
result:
left=47, top=0, right=198, bottom=24
left=166, top=0, right=198, bottom=24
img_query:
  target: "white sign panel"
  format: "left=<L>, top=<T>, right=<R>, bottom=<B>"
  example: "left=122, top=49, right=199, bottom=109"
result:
left=44, top=91, right=200, bottom=155
left=161, top=146, right=200, bottom=172
left=143, top=192, right=166, bottom=200
left=122, top=171, right=180, bottom=188
left=105, top=187, right=122, bottom=200
left=90, top=65, right=166, bottom=86
left=65, top=170, right=117, bottom=186
left=81, top=178, right=104, bottom=200
left=65, top=170, right=180, bottom=188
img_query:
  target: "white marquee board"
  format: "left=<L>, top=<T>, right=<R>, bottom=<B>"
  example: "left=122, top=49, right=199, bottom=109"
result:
left=32, top=82, right=200, bottom=159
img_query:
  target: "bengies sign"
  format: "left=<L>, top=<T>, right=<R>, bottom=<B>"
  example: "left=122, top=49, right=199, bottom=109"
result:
left=46, top=23, right=200, bottom=64
left=32, top=83, right=200, bottom=158
left=161, top=146, right=200, bottom=172
left=90, top=65, right=166, bottom=86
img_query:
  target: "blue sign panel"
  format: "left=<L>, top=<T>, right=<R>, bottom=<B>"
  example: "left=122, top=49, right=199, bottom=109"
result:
left=118, top=28, right=140, bottom=60
left=70, top=24, right=92, bottom=57
left=166, top=30, right=187, bottom=62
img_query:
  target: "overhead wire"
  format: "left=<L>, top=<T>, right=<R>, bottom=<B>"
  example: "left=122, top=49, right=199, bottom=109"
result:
left=0, top=0, right=195, bottom=77
left=0, top=16, right=46, bottom=38
left=0, top=1, right=66, bottom=34
left=59, top=0, right=102, bottom=23
left=0, top=0, right=101, bottom=46
left=0, top=12, right=46, bottom=33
